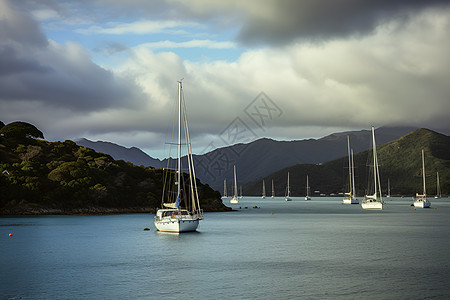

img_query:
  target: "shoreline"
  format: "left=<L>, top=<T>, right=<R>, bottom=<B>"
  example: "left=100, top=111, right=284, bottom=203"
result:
left=0, top=205, right=232, bottom=216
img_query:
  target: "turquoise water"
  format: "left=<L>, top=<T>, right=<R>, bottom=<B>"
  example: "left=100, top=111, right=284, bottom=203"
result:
left=1, top=197, right=450, bottom=299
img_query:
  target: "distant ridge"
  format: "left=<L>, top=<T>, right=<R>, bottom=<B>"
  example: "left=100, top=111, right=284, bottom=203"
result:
left=75, top=138, right=164, bottom=168
left=76, top=127, right=420, bottom=192
left=244, top=128, right=450, bottom=197
left=192, top=126, right=418, bottom=191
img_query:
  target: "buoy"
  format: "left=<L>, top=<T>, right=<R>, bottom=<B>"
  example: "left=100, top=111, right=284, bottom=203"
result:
left=414, top=208, right=416, bottom=211
left=9, top=233, right=13, bottom=237
left=435, top=207, right=437, bottom=210
left=271, top=212, right=274, bottom=215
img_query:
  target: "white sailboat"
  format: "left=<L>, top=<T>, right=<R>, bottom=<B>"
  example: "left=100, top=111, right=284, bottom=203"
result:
left=343, top=136, right=359, bottom=204
left=435, top=172, right=441, bottom=199
left=271, top=179, right=275, bottom=198
left=230, top=165, right=239, bottom=204
left=222, top=179, right=228, bottom=198
left=414, top=149, right=431, bottom=208
left=305, top=175, right=311, bottom=201
left=154, top=80, right=203, bottom=233
left=361, top=126, right=384, bottom=210
left=285, top=172, right=292, bottom=201
left=386, top=178, right=391, bottom=198
left=262, top=180, right=266, bottom=199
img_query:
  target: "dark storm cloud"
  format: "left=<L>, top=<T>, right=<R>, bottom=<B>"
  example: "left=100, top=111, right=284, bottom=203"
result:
left=236, top=0, right=450, bottom=45
left=0, top=0, right=145, bottom=111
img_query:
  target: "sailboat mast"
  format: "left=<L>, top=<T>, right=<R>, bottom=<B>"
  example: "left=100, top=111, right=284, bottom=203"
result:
left=177, top=80, right=182, bottom=200
left=437, top=172, right=440, bottom=197
left=351, top=149, right=356, bottom=197
left=347, top=136, right=352, bottom=196
left=288, top=172, right=290, bottom=195
left=272, top=179, right=274, bottom=197
left=234, top=165, right=237, bottom=197
left=422, top=149, right=426, bottom=195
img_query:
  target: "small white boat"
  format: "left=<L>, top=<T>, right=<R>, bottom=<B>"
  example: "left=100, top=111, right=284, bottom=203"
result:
left=414, top=150, right=431, bottom=208
left=362, top=126, right=384, bottom=210
left=230, top=165, right=239, bottom=204
left=154, top=80, right=203, bottom=233
left=305, top=175, right=311, bottom=201
left=285, top=172, right=292, bottom=201
left=343, top=136, right=359, bottom=204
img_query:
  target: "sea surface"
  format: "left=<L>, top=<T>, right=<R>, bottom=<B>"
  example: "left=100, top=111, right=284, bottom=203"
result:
left=1, top=197, right=450, bottom=299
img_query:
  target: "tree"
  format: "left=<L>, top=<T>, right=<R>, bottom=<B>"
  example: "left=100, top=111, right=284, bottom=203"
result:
left=0, top=121, right=44, bottom=140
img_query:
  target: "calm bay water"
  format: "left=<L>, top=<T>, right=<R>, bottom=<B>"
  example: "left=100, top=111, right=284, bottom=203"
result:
left=1, top=197, right=450, bottom=299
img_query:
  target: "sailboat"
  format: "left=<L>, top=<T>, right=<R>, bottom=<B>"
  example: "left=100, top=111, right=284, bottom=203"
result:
left=222, top=179, right=228, bottom=198
left=361, top=126, right=384, bottom=210
left=343, top=136, right=359, bottom=204
left=285, top=172, right=292, bottom=201
left=262, top=180, right=266, bottom=199
left=154, top=80, right=203, bottom=233
left=230, top=165, right=239, bottom=204
left=271, top=179, right=275, bottom=198
left=435, top=172, right=441, bottom=199
left=386, top=178, right=391, bottom=198
left=239, top=186, right=243, bottom=199
left=414, top=149, right=431, bottom=208
left=305, top=175, right=311, bottom=201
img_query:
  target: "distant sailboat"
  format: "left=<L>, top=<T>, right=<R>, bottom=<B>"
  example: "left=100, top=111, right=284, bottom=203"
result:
left=262, top=180, right=266, bottom=199
left=386, top=178, right=391, bottom=198
left=154, top=80, right=203, bottom=233
left=343, top=136, right=359, bottom=204
left=305, top=175, right=311, bottom=201
left=239, top=186, right=243, bottom=199
left=271, top=179, right=275, bottom=198
left=435, top=172, right=441, bottom=199
left=285, top=172, right=292, bottom=201
left=361, top=126, right=384, bottom=210
left=230, top=165, right=239, bottom=204
left=414, top=149, right=431, bottom=208
left=222, top=179, right=228, bottom=198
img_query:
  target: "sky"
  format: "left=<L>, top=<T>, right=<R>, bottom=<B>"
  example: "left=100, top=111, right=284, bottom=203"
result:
left=1, top=0, right=450, bottom=159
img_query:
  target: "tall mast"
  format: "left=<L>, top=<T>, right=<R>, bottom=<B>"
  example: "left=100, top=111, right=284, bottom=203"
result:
left=177, top=80, right=182, bottom=200
left=351, top=149, right=356, bottom=197
left=422, top=149, right=426, bottom=196
left=234, top=165, right=237, bottom=198
left=347, top=136, right=352, bottom=196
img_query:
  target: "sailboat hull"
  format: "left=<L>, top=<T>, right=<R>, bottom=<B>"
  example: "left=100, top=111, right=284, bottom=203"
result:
left=343, top=198, right=359, bottom=204
left=361, top=200, right=383, bottom=210
left=413, top=199, right=431, bottom=208
left=154, top=217, right=199, bottom=233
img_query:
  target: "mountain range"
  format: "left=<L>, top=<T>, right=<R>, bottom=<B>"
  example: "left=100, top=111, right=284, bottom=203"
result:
left=244, top=128, right=450, bottom=197
left=76, top=126, right=418, bottom=191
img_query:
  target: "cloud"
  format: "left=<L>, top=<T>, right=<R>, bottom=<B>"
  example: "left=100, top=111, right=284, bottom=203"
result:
left=137, top=39, right=236, bottom=50
left=170, top=0, right=450, bottom=46
left=75, top=20, right=197, bottom=35
left=0, top=0, right=145, bottom=112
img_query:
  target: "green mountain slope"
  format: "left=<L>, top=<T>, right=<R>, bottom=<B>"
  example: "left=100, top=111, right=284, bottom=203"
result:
left=245, top=128, right=450, bottom=197
left=0, top=121, right=228, bottom=214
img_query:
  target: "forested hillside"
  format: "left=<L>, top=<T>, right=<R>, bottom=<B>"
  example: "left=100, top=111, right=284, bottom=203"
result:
left=0, top=121, right=228, bottom=214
